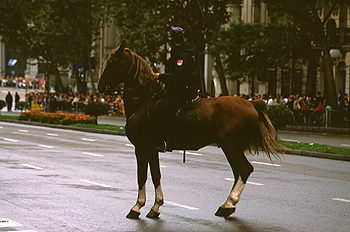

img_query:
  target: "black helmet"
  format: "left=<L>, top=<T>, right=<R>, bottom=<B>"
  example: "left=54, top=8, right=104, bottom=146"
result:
left=169, top=27, right=184, bottom=43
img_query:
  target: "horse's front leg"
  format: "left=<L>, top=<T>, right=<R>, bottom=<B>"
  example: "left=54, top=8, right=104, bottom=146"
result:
left=146, top=150, right=164, bottom=218
left=126, top=148, right=148, bottom=219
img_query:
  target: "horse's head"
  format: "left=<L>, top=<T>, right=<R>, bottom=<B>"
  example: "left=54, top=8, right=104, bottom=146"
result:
left=98, top=40, right=132, bottom=94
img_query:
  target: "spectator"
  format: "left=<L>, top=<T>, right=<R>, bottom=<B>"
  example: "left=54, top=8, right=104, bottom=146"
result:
left=5, top=91, right=13, bottom=112
left=310, top=92, right=325, bottom=124
left=286, top=95, right=294, bottom=110
left=273, top=94, right=285, bottom=105
left=296, top=96, right=308, bottom=123
left=337, top=88, right=343, bottom=107
left=339, top=93, right=349, bottom=125
left=15, top=92, right=20, bottom=110
left=267, top=94, right=275, bottom=106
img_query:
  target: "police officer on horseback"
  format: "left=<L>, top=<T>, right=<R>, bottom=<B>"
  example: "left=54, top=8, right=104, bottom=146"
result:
left=153, top=27, right=200, bottom=151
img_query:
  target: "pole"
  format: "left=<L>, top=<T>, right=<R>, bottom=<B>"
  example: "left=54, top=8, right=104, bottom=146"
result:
left=25, top=76, right=27, bottom=111
left=183, top=150, right=186, bottom=163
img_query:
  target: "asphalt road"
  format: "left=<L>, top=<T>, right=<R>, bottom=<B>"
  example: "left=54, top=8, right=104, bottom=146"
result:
left=1, top=122, right=349, bottom=231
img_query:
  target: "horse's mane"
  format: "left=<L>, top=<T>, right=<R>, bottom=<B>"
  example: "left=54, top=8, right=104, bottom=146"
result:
left=126, top=49, right=154, bottom=86
left=103, top=46, right=157, bottom=88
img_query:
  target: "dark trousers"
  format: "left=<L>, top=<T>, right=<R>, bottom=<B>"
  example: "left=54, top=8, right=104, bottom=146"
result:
left=155, top=95, right=182, bottom=141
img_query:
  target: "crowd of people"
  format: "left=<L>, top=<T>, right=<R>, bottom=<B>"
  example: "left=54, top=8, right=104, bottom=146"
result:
left=23, top=91, right=125, bottom=116
left=235, top=90, right=349, bottom=126
left=1, top=75, right=45, bottom=89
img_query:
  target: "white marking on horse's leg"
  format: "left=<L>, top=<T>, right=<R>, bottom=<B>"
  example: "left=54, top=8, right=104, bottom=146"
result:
left=131, top=184, right=146, bottom=213
left=222, top=175, right=245, bottom=208
left=151, top=185, right=164, bottom=213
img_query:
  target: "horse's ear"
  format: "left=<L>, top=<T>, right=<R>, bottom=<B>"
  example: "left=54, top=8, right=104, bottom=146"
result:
left=116, top=40, right=126, bottom=58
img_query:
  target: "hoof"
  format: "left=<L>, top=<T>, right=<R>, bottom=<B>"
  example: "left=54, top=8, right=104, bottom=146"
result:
left=126, top=209, right=140, bottom=219
left=146, top=209, right=160, bottom=219
left=215, top=206, right=236, bottom=218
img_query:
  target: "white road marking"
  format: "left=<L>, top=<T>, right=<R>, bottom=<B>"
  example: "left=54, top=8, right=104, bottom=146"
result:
left=224, top=178, right=264, bottom=186
left=332, top=198, right=350, bottom=203
left=0, top=218, right=23, bottom=228
left=19, top=129, right=28, bottom=132
left=251, top=161, right=281, bottom=167
left=81, top=138, right=96, bottom=142
left=38, top=145, right=53, bottom=148
left=340, top=144, right=350, bottom=147
left=21, top=164, right=43, bottom=170
left=247, top=181, right=264, bottom=186
left=47, top=133, right=58, bottom=136
left=160, top=165, right=166, bottom=168
left=16, top=230, right=37, bottom=232
left=80, top=179, right=112, bottom=188
left=125, top=144, right=134, bottom=147
left=177, top=151, right=202, bottom=156
left=165, top=200, right=199, bottom=210
left=4, top=138, right=17, bottom=142
left=0, top=126, right=3, bottom=128
left=82, top=152, right=103, bottom=157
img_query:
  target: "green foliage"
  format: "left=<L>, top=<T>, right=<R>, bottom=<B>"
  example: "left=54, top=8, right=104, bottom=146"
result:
left=267, top=105, right=295, bottom=130
left=0, top=0, right=110, bottom=93
left=211, top=20, right=313, bottom=83
left=0, top=100, right=6, bottom=110
left=262, top=0, right=343, bottom=108
left=108, top=0, right=231, bottom=70
left=16, top=101, right=27, bottom=111
left=280, top=140, right=350, bottom=156
left=84, top=101, right=110, bottom=118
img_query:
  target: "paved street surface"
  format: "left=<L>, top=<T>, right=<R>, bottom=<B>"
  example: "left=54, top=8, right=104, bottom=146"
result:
left=1, top=122, right=349, bottom=231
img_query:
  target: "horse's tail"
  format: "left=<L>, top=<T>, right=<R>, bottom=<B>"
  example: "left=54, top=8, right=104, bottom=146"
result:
left=249, top=100, right=283, bottom=160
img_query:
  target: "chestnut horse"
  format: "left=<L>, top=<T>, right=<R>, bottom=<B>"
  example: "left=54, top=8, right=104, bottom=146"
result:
left=98, top=40, right=281, bottom=219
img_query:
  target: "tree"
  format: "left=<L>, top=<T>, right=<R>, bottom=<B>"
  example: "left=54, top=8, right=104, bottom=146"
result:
left=0, top=0, right=110, bottom=94
left=212, top=21, right=309, bottom=95
left=108, top=0, right=232, bottom=96
left=263, top=0, right=350, bottom=108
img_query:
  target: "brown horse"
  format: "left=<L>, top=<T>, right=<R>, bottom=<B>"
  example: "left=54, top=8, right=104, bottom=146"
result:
left=98, top=40, right=282, bottom=219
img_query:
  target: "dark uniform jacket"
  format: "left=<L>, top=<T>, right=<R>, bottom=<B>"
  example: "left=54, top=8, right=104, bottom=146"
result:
left=159, top=43, right=200, bottom=110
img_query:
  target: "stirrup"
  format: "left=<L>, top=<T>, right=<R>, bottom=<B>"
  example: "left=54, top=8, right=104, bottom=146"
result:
left=155, top=141, right=167, bottom=152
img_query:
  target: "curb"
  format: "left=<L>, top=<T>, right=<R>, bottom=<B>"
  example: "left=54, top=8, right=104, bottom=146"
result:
left=284, top=125, right=350, bottom=134
left=0, top=119, right=349, bottom=162
left=0, top=119, right=126, bottom=136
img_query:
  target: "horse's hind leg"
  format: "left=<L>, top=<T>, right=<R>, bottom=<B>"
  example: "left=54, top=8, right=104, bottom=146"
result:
left=146, top=150, right=164, bottom=218
left=126, top=147, right=148, bottom=219
left=215, top=147, right=254, bottom=218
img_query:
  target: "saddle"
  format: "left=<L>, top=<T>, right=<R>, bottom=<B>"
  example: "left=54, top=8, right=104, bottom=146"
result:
left=154, top=98, right=201, bottom=152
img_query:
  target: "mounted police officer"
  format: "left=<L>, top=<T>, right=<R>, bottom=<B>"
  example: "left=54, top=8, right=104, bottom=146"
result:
left=153, top=27, right=200, bottom=151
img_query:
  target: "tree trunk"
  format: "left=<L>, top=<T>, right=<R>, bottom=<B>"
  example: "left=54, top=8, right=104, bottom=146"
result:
left=214, top=54, right=229, bottom=96
left=55, top=65, right=64, bottom=93
left=306, top=50, right=318, bottom=96
left=88, top=58, right=96, bottom=94
left=74, top=68, right=82, bottom=93
left=320, top=38, right=337, bottom=109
